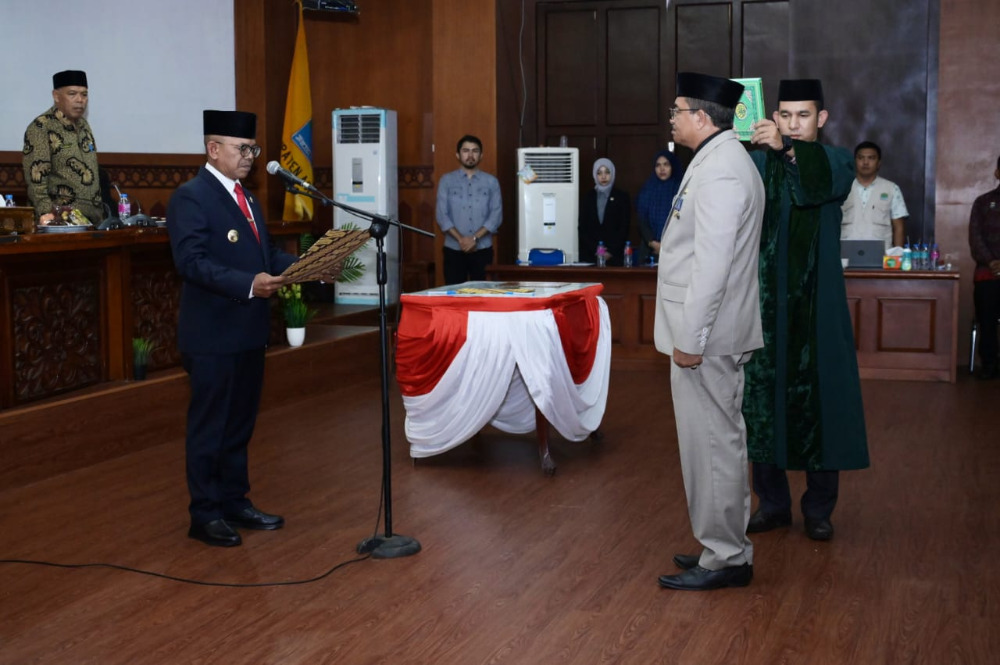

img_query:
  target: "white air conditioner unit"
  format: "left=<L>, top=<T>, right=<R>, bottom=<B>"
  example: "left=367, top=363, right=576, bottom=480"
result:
left=332, top=107, right=398, bottom=305
left=517, top=147, right=579, bottom=264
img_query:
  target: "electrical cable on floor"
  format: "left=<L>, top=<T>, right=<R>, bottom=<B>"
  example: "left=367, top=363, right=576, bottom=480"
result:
left=0, top=471, right=393, bottom=587
left=0, top=553, right=370, bottom=588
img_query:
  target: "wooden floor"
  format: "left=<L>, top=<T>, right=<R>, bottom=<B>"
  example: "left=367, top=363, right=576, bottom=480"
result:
left=1, top=366, right=997, bottom=664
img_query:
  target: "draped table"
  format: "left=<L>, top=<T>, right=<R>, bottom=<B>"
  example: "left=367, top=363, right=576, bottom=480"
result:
left=396, top=281, right=611, bottom=474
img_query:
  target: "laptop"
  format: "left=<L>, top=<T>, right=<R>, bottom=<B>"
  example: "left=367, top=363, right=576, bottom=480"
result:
left=840, top=239, right=884, bottom=269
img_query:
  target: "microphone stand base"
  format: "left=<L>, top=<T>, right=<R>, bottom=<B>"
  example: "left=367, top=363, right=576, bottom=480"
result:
left=357, top=534, right=422, bottom=559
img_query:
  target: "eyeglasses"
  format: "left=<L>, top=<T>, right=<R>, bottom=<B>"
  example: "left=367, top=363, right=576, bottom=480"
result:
left=214, top=141, right=262, bottom=159
left=669, top=107, right=700, bottom=119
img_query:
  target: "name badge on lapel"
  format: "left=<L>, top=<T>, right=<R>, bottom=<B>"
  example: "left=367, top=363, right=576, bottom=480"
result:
left=227, top=229, right=239, bottom=243
left=672, top=190, right=686, bottom=219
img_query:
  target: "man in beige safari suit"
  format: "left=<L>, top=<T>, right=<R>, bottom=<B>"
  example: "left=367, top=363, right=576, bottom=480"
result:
left=655, top=72, right=765, bottom=591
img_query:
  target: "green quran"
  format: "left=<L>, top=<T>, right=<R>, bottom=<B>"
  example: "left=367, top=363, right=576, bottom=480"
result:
left=731, top=77, right=765, bottom=141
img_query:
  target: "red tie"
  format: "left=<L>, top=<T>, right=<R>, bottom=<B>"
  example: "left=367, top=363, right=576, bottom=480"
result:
left=234, top=183, right=260, bottom=244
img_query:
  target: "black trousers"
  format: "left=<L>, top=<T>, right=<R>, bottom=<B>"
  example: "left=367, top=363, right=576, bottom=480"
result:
left=443, top=246, right=494, bottom=286
left=752, top=462, right=839, bottom=521
left=974, top=279, right=1000, bottom=368
left=182, top=349, right=266, bottom=525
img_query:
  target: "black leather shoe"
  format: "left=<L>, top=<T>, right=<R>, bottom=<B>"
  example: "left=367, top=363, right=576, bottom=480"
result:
left=188, top=519, right=242, bottom=547
left=223, top=506, right=285, bottom=530
left=658, top=564, right=753, bottom=591
left=672, top=553, right=700, bottom=570
left=747, top=509, right=792, bottom=533
left=805, top=517, right=834, bottom=541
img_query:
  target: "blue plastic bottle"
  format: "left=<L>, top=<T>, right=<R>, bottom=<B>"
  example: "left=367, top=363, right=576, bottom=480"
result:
left=901, top=243, right=912, bottom=271
left=623, top=241, right=633, bottom=268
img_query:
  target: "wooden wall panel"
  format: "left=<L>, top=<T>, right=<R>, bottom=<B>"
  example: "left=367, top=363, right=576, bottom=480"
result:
left=302, top=1, right=433, bottom=169
left=432, top=0, right=498, bottom=279
left=676, top=4, right=733, bottom=77
left=936, top=0, right=1000, bottom=365
left=544, top=10, right=600, bottom=126
left=741, top=1, right=789, bottom=111
left=0, top=152, right=204, bottom=220
left=877, top=298, right=937, bottom=352
left=607, top=7, right=661, bottom=127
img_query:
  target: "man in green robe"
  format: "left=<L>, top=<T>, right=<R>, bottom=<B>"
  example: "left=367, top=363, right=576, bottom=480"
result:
left=742, top=79, right=869, bottom=541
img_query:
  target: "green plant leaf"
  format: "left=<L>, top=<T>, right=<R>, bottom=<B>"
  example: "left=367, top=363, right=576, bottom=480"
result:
left=282, top=299, right=315, bottom=327
left=336, top=255, right=365, bottom=283
left=299, top=233, right=316, bottom=255
left=132, top=337, right=156, bottom=364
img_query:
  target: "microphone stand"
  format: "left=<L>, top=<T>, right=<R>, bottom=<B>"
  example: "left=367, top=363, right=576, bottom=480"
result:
left=280, top=180, right=430, bottom=559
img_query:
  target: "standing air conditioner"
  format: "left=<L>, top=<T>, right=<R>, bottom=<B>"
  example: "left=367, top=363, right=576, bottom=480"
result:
left=332, top=107, right=399, bottom=305
left=517, top=147, right=579, bottom=264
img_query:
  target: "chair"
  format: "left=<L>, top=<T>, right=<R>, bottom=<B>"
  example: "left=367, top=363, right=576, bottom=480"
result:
left=528, top=248, right=565, bottom=266
left=969, top=317, right=1000, bottom=373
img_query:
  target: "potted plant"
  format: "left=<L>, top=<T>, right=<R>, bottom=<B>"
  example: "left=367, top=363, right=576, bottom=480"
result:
left=132, top=337, right=156, bottom=380
left=278, top=283, right=314, bottom=347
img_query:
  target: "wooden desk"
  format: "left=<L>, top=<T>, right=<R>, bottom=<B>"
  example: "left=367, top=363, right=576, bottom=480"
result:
left=488, top=264, right=960, bottom=382
left=0, top=223, right=307, bottom=409
left=843, top=269, right=959, bottom=383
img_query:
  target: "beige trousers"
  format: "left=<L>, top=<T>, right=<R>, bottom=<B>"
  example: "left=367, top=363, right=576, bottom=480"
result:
left=669, top=351, right=754, bottom=570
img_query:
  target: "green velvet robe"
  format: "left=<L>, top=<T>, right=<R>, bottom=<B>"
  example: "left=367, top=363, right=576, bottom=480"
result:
left=743, top=142, right=870, bottom=471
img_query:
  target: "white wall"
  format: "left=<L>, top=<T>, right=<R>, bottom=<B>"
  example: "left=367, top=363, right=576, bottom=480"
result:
left=1, top=0, right=235, bottom=154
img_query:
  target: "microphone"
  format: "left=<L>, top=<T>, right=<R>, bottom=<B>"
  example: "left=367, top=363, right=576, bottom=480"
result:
left=266, top=161, right=318, bottom=192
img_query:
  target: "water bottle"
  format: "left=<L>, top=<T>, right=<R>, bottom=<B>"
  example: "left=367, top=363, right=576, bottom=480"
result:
left=118, top=193, right=130, bottom=219
left=4, top=194, right=14, bottom=207
left=930, top=243, right=940, bottom=270
left=596, top=241, right=607, bottom=268
left=623, top=241, right=633, bottom=268
left=901, top=243, right=912, bottom=271
left=921, top=242, right=931, bottom=270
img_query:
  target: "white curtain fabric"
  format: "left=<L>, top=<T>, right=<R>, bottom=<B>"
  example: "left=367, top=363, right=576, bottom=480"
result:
left=404, top=297, right=611, bottom=457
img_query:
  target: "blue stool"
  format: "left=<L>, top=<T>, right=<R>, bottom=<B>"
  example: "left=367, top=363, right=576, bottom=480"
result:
left=528, top=248, right=565, bottom=266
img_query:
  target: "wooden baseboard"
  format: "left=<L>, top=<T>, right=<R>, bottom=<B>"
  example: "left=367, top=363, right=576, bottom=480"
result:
left=0, top=324, right=379, bottom=492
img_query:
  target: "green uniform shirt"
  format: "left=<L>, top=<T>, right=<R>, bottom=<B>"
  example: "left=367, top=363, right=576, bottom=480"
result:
left=22, top=105, right=102, bottom=222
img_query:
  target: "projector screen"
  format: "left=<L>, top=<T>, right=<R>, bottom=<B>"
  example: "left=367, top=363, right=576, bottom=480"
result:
left=1, top=0, right=235, bottom=155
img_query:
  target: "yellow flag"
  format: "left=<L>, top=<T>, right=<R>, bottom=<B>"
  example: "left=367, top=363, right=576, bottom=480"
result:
left=280, top=1, right=314, bottom=220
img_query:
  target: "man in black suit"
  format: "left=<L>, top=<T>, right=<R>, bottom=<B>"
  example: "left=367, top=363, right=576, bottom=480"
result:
left=167, top=110, right=297, bottom=547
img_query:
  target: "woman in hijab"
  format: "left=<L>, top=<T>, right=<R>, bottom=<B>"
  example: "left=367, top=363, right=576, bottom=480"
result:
left=636, top=149, right=684, bottom=263
left=578, top=157, right=631, bottom=266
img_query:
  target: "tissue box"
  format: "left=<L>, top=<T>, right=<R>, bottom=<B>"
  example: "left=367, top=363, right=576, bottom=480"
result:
left=883, top=255, right=901, bottom=270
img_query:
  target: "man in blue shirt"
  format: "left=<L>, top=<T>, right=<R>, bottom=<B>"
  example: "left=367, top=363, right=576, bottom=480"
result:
left=435, top=135, right=502, bottom=285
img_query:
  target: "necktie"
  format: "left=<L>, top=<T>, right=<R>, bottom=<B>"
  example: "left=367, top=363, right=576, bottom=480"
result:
left=234, top=183, right=260, bottom=244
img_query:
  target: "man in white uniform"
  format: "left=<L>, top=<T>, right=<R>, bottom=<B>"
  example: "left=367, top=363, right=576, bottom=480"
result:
left=654, top=72, right=765, bottom=591
left=840, top=141, right=908, bottom=249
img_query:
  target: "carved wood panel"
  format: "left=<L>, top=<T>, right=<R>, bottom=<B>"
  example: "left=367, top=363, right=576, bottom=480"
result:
left=12, top=277, right=102, bottom=403
left=130, top=257, right=182, bottom=370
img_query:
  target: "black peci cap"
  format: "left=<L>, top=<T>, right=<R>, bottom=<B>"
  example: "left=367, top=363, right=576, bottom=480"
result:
left=203, top=110, right=257, bottom=139
left=53, top=70, right=88, bottom=89
left=676, top=72, right=744, bottom=109
left=778, top=79, right=824, bottom=105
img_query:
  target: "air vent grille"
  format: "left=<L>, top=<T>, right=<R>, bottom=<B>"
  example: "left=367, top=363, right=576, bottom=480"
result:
left=337, top=113, right=382, bottom=144
left=522, top=152, right=575, bottom=183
